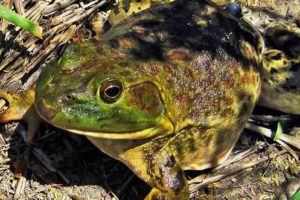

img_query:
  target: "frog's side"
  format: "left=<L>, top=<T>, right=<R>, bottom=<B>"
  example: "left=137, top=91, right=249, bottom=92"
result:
left=211, top=0, right=300, bottom=114
left=0, top=1, right=262, bottom=199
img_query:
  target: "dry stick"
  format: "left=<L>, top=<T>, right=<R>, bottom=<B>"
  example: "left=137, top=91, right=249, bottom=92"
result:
left=212, top=147, right=257, bottom=172
left=13, top=0, right=25, bottom=15
left=0, top=158, right=10, bottom=164
left=188, top=149, right=287, bottom=193
left=0, top=99, right=6, bottom=112
left=43, top=0, right=77, bottom=15
left=13, top=176, right=26, bottom=200
left=246, top=123, right=300, bottom=150
left=18, top=129, right=71, bottom=184
left=246, top=122, right=299, bottom=161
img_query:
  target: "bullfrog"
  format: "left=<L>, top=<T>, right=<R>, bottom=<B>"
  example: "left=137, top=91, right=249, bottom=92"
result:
left=0, top=0, right=264, bottom=199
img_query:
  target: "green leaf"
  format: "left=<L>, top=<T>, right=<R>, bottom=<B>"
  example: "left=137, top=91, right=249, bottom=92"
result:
left=0, top=4, right=42, bottom=38
left=274, top=121, right=284, bottom=141
left=289, top=189, right=300, bottom=200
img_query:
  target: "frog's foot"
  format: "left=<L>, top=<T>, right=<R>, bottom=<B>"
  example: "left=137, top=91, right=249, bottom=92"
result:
left=0, top=88, right=40, bottom=143
left=145, top=186, right=188, bottom=200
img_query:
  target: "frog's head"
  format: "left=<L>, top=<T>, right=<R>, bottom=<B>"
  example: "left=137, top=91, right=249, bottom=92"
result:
left=35, top=41, right=174, bottom=139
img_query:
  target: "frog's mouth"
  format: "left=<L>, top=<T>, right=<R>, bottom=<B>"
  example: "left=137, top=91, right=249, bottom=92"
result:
left=61, top=121, right=173, bottom=140
left=35, top=99, right=174, bottom=140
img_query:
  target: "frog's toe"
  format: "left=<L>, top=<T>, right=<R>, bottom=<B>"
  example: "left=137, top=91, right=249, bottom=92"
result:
left=145, top=188, right=167, bottom=200
left=145, top=187, right=189, bottom=200
left=0, top=90, right=23, bottom=122
left=0, top=89, right=39, bottom=143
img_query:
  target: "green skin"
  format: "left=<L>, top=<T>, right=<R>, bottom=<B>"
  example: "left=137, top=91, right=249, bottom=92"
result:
left=2, top=1, right=264, bottom=199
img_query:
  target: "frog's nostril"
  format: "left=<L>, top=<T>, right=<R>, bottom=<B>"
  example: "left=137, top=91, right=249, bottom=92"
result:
left=226, top=3, right=242, bottom=18
left=57, top=92, right=76, bottom=104
left=65, top=93, right=75, bottom=100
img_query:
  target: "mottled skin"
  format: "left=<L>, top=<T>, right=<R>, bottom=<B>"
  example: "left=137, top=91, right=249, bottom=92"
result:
left=211, top=0, right=300, bottom=114
left=0, top=1, right=263, bottom=199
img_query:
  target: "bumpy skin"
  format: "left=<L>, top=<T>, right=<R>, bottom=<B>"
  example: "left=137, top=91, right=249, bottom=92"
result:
left=212, top=0, right=300, bottom=114
left=32, top=1, right=263, bottom=199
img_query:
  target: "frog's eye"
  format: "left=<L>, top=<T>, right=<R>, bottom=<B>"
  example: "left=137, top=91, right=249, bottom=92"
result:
left=226, top=3, right=242, bottom=18
left=100, top=80, right=123, bottom=103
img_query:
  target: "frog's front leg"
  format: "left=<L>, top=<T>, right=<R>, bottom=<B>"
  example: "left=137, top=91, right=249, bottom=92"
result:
left=0, top=87, right=40, bottom=143
left=144, top=152, right=189, bottom=200
left=120, top=137, right=189, bottom=200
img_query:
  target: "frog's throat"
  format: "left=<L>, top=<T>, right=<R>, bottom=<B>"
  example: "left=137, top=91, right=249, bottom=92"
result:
left=38, top=112, right=174, bottom=140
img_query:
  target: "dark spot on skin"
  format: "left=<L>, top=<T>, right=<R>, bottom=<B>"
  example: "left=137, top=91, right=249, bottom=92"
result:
left=189, top=111, right=200, bottom=120
left=96, top=45, right=103, bottom=53
left=170, top=170, right=185, bottom=195
left=221, top=108, right=234, bottom=118
left=119, top=62, right=129, bottom=67
left=135, top=64, right=145, bottom=73
left=184, top=69, right=192, bottom=78
left=149, top=63, right=159, bottom=75
left=109, top=39, right=120, bottom=49
left=168, top=50, right=192, bottom=61
left=176, top=94, right=189, bottom=105
left=120, top=71, right=130, bottom=77
left=165, top=156, right=176, bottom=167
left=128, top=83, right=162, bottom=114
left=270, top=67, right=278, bottom=74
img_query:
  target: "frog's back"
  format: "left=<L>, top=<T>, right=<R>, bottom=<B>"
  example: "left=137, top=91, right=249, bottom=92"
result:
left=90, top=0, right=263, bottom=169
left=101, top=0, right=261, bottom=125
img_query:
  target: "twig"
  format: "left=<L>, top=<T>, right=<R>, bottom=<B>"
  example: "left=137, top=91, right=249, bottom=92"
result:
left=13, top=0, right=25, bottom=15
left=0, top=158, right=11, bottom=164
left=0, top=98, right=7, bottom=112
left=250, top=115, right=294, bottom=123
left=246, top=122, right=300, bottom=150
left=213, top=147, right=257, bottom=172
left=189, top=150, right=287, bottom=193
left=32, top=148, right=56, bottom=173
left=13, top=176, right=26, bottom=200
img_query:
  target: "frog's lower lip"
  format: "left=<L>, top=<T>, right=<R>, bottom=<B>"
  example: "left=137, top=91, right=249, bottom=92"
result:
left=35, top=99, right=174, bottom=139
left=59, top=124, right=173, bottom=139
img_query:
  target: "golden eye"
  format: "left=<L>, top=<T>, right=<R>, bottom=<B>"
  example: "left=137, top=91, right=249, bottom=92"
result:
left=100, top=80, right=122, bottom=103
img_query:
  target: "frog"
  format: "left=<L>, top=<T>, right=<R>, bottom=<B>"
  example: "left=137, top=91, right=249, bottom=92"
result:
left=0, top=0, right=264, bottom=199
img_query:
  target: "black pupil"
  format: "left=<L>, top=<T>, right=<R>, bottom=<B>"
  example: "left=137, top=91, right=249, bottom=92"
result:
left=105, top=86, right=120, bottom=98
